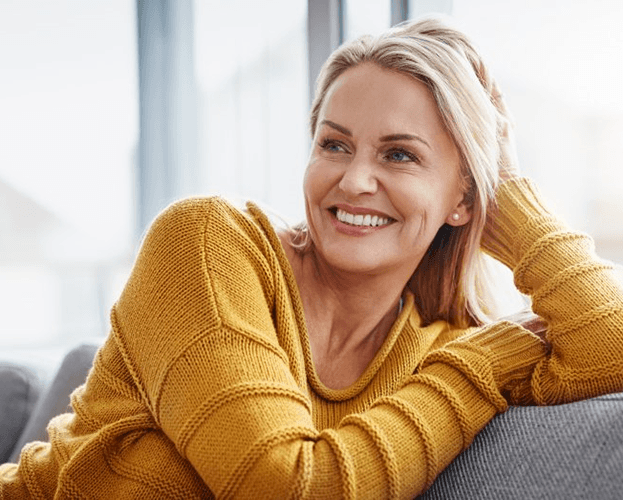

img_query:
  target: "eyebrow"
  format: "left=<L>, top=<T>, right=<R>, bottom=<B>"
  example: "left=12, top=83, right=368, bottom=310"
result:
left=320, top=120, right=431, bottom=149
left=321, top=120, right=352, bottom=136
left=380, top=133, right=431, bottom=150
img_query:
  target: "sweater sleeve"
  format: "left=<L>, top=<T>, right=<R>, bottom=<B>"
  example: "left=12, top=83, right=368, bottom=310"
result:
left=112, top=197, right=545, bottom=499
left=481, top=178, right=623, bottom=405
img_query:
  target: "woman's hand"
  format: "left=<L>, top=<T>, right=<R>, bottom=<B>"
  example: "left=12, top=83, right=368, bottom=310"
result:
left=501, top=308, right=549, bottom=343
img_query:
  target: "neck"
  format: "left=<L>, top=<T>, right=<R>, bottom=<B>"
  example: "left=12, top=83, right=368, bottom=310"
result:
left=293, top=242, right=409, bottom=354
left=278, top=230, right=416, bottom=389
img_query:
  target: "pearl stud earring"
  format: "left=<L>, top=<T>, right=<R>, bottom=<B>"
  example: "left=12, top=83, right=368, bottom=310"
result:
left=451, top=213, right=460, bottom=221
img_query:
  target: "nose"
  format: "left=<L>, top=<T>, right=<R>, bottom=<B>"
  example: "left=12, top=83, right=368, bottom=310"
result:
left=338, top=153, right=378, bottom=196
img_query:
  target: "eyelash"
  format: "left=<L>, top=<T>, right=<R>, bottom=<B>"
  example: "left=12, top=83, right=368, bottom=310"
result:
left=318, top=138, right=421, bottom=165
left=383, top=148, right=420, bottom=164
left=318, top=138, right=347, bottom=153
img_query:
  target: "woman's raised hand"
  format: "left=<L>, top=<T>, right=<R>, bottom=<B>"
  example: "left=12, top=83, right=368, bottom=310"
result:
left=500, top=308, right=549, bottom=342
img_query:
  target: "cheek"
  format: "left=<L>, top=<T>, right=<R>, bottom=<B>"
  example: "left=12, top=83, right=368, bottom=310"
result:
left=303, top=163, right=327, bottom=230
left=304, top=159, right=333, bottom=204
left=302, top=161, right=316, bottom=203
left=302, top=168, right=317, bottom=210
left=392, top=180, right=450, bottom=227
left=390, top=179, right=430, bottom=215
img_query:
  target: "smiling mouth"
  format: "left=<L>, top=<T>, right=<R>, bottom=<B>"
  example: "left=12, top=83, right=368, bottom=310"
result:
left=330, top=207, right=395, bottom=228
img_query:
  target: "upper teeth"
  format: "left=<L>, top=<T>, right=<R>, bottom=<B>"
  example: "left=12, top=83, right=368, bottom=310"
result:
left=335, top=208, right=391, bottom=227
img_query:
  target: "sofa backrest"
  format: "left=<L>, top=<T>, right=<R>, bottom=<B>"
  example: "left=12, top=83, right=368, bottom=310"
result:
left=8, top=343, right=100, bottom=464
left=0, top=362, right=42, bottom=464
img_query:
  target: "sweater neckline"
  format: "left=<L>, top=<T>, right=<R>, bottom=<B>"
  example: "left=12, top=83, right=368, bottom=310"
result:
left=245, top=201, right=419, bottom=402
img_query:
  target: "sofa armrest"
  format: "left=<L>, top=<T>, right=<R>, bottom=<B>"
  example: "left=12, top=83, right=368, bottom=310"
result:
left=420, top=393, right=623, bottom=499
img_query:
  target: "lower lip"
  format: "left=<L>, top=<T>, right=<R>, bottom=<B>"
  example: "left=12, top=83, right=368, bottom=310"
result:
left=329, top=211, right=391, bottom=236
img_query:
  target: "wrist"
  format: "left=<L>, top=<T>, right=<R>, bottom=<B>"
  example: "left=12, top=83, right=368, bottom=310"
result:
left=422, top=322, right=547, bottom=396
left=481, top=178, right=563, bottom=268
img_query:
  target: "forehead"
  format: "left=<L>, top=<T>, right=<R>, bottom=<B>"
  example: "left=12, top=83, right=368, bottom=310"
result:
left=319, top=63, right=447, bottom=138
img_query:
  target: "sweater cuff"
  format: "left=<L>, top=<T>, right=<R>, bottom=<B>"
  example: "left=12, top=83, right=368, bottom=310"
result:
left=422, top=321, right=547, bottom=396
left=481, top=177, right=566, bottom=269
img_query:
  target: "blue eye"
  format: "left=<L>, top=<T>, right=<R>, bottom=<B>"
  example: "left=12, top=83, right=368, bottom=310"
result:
left=319, top=139, right=347, bottom=153
left=390, top=151, right=409, bottom=162
left=386, top=148, right=418, bottom=163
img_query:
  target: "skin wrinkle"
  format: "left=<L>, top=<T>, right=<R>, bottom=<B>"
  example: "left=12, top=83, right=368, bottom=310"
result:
left=379, top=133, right=431, bottom=149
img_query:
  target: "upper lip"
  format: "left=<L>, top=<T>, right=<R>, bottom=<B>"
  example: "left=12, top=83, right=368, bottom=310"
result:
left=330, top=203, right=394, bottom=219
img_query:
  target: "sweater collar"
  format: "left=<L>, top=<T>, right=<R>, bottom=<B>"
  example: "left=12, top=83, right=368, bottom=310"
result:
left=245, top=201, right=421, bottom=402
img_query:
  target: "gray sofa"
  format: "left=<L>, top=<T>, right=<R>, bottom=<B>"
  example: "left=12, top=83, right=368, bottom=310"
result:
left=1, top=343, right=622, bottom=498
left=0, top=343, right=101, bottom=465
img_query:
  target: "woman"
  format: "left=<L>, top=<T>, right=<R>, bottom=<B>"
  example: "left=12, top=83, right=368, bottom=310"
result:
left=2, top=17, right=622, bottom=499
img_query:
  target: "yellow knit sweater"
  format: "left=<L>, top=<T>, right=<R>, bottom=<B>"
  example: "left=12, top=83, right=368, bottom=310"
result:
left=2, top=178, right=622, bottom=499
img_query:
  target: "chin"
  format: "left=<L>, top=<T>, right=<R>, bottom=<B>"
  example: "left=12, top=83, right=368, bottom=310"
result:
left=330, top=257, right=381, bottom=274
left=316, top=242, right=397, bottom=275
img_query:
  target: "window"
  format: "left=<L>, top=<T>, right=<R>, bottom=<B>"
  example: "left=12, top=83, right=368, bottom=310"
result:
left=4, top=0, right=619, bottom=356
left=344, top=0, right=391, bottom=40
left=0, top=0, right=137, bottom=350
left=193, top=0, right=309, bottom=223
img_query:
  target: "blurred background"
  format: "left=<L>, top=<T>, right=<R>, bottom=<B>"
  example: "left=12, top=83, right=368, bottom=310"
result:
left=1, top=0, right=622, bottom=367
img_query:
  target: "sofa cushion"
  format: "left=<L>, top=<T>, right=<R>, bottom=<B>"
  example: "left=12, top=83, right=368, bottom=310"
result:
left=0, top=363, right=42, bottom=463
left=421, top=393, right=623, bottom=499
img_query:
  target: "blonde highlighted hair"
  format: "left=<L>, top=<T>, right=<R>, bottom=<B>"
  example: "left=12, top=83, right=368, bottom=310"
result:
left=298, top=16, right=512, bottom=327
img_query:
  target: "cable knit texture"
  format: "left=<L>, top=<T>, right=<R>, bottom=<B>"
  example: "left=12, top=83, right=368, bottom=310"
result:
left=1, top=178, right=622, bottom=499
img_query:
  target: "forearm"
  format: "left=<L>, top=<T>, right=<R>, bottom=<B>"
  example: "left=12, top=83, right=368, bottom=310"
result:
left=482, top=178, right=623, bottom=404
left=165, top=322, right=544, bottom=499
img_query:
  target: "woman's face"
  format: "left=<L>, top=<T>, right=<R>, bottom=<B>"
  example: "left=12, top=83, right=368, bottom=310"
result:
left=304, top=62, right=470, bottom=278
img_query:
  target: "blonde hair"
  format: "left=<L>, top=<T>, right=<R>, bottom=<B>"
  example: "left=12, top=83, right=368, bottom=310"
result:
left=299, top=16, right=512, bottom=327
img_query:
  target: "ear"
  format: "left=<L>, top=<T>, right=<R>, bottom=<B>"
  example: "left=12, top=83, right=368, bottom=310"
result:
left=445, top=201, right=472, bottom=227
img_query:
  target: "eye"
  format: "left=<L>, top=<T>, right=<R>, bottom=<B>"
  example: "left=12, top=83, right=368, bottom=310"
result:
left=384, top=148, right=419, bottom=163
left=319, top=138, right=348, bottom=153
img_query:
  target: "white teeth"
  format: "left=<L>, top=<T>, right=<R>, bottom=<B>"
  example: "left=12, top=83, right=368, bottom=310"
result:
left=335, top=209, right=391, bottom=227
